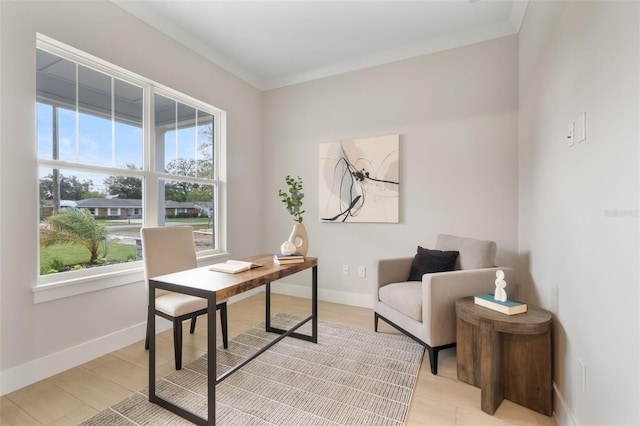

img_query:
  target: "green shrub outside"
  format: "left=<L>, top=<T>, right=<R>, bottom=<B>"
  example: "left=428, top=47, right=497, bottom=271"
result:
left=40, top=241, right=136, bottom=275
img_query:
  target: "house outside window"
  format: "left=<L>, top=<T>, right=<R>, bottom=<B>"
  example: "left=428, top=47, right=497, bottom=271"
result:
left=36, top=35, right=226, bottom=293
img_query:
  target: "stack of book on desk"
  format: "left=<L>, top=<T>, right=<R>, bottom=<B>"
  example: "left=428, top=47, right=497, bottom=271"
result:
left=474, top=293, right=528, bottom=315
left=273, top=252, right=305, bottom=264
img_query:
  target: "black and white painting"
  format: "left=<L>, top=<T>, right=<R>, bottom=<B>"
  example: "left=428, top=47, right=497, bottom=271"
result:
left=319, top=134, right=399, bottom=223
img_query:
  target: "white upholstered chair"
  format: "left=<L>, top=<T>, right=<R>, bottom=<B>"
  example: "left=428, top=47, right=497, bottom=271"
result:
left=141, top=226, right=228, bottom=370
left=374, top=234, right=514, bottom=374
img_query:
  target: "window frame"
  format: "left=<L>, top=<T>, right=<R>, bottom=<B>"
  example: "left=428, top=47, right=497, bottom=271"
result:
left=33, top=34, right=228, bottom=303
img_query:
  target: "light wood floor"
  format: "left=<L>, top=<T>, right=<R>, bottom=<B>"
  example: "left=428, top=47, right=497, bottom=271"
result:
left=1, top=293, right=558, bottom=425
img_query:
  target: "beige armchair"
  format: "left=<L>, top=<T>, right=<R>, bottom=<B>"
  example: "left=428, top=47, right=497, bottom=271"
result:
left=374, top=234, right=514, bottom=374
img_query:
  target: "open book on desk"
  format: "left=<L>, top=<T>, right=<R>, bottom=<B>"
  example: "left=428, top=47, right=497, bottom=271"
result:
left=209, top=260, right=262, bottom=274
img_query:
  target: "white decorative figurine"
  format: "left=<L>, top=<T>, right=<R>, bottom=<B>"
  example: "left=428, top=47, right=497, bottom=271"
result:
left=280, top=240, right=297, bottom=255
left=494, top=269, right=507, bottom=302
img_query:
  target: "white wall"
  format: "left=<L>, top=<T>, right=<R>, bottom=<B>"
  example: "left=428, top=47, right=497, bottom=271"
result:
left=518, top=1, right=639, bottom=425
left=0, top=0, right=263, bottom=393
left=262, top=35, right=519, bottom=306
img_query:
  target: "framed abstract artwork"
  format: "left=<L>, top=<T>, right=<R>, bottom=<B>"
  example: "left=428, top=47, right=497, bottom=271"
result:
left=319, top=134, right=399, bottom=223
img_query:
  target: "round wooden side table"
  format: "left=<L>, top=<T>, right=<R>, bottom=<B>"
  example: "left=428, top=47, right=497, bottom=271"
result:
left=455, top=296, right=553, bottom=416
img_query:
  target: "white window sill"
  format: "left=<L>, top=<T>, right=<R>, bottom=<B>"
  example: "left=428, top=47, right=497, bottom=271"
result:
left=32, top=252, right=230, bottom=304
left=33, top=262, right=145, bottom=304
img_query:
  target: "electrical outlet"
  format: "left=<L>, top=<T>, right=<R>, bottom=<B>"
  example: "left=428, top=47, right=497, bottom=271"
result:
left=342, top=265, right=349, bottom=276
left=358, top=266, right=366, bottom=278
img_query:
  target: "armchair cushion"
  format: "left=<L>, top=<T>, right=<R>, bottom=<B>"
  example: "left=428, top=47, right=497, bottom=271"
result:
left=378, top=282, right=422, bottom=321
left=408, top=246, right=459, bottom=281
left=435, top=234, right=496, bottom=270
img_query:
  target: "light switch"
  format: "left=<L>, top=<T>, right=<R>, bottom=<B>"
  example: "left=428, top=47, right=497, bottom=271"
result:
left=576, top=112, right=586, bottom=143
left=567, top=121, right=574, bottom=147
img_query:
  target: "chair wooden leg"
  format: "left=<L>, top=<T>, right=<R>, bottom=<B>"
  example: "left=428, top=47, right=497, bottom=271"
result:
left=374, top=313, right=379, bottom=332
left=190, top=317, right=197, bottom=334
left=220, top=302, right=229, bottom=349
left=173, top=319, right=183, bottom=370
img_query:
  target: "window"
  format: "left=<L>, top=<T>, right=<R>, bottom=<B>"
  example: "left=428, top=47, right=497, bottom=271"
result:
left=36, top=36, right=226, bottom=290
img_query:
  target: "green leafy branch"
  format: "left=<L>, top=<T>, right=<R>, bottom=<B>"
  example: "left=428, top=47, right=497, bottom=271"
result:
left=278, top=175, right=305, bottom=223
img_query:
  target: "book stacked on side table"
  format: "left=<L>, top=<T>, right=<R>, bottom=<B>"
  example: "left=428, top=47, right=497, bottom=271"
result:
left=474, top=293, right=528, bottom=315
left=274, top=252, right=305, bottom=265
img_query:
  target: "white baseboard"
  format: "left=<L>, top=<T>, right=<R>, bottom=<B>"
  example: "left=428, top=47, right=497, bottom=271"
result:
left=0, top=319, right=171, bottom=396
left=268, top=281, right=374, bottom=309
left=227, top=280, right=373, bottom=308
left=553, top=382, right=578, bottom=426
left=1, top=285, right=370, bottom=396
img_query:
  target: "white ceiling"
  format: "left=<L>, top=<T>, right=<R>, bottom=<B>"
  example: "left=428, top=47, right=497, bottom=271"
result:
left=114, top=0, right=528, bottom=90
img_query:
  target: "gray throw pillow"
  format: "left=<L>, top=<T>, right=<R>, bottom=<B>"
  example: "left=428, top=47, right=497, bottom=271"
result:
left=408, top=246, right=459, bottom=281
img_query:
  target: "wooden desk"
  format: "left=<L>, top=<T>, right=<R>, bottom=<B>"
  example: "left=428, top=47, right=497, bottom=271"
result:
left=455, top=296, right=553, bottom=416
left=148, top=254, right=318, bottom=425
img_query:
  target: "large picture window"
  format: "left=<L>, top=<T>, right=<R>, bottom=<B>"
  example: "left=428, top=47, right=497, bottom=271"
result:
left=36, top=36, right=225, bottom=284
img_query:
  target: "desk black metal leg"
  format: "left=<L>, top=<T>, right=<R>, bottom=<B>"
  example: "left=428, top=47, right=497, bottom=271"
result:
left=312, top=266, right=318, bottom=343
left=148, top=284, right=157, bottom=403
left=264, top=268, right=318, bottom=343
left=265, top=282, right=272, bottom=331
left=208, top=291, right=217, bottom=425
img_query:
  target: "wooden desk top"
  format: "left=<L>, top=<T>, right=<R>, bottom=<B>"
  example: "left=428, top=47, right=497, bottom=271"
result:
left=150, top=254, right=317, bottom=302
left=456, top=296, right=552, bottom=335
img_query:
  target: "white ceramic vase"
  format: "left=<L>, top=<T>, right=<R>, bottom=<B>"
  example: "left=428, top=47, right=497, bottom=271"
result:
left=288, top=223, right=309, bottom=256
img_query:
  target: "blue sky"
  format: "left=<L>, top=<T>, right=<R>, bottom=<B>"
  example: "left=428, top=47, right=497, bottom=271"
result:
left=37, top=103, right=143, bottom=169
left=37, top=101, right=213, bottom=195
left=37, top=102, right=142, bottom=194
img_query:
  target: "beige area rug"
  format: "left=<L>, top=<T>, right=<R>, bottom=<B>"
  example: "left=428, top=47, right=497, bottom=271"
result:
left=81, top=314, right=424, bottom=425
